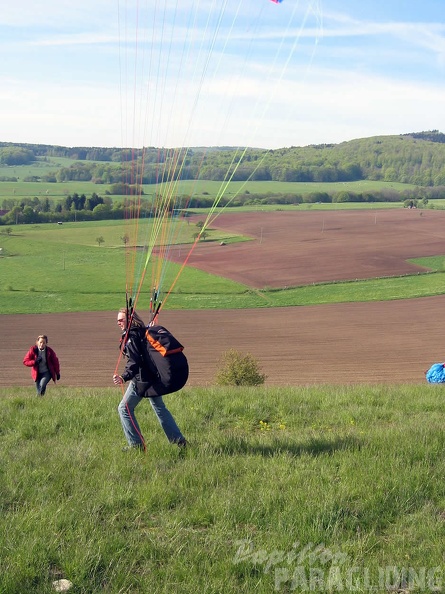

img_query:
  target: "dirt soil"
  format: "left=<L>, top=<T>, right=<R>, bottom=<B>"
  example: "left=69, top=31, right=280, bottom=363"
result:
left=3, top=209, right=444, bottom=390
left=182, top=208, right=445, bottom=288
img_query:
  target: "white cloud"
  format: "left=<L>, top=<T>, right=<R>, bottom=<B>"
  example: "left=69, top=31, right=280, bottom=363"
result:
left=27, top=33, right=120, bottom=48
left=0, top=0, right=115, bottom=27
left=3, top=60, right=443, bottom=150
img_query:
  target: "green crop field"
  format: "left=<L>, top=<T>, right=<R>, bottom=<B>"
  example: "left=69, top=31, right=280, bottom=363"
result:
left=157, top=178, right=416, bottom=197
left=0, top=164, right=420, bottom=203
left=0, top=156, right=80, bottom=178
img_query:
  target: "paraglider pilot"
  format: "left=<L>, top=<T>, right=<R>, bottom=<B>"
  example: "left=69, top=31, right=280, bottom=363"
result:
left=113, top=308, right=187, bottom=451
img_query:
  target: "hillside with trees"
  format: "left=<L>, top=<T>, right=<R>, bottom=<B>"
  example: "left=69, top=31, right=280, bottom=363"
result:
left=1, top=130, right=445, bottom=187
left=1, top=131, right=445, bottom=225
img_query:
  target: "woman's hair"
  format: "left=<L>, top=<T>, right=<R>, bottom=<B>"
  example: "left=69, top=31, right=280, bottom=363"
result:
left=118, top=307, right=145, bottom=328
left=36, top=335, right=48, bottom=343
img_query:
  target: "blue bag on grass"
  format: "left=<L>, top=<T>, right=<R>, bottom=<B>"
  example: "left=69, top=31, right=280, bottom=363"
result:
left=425, top=363, right=445, bottom=383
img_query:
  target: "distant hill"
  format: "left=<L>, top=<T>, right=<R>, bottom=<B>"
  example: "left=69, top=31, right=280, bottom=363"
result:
left=1, top=130, right=445, bottom=187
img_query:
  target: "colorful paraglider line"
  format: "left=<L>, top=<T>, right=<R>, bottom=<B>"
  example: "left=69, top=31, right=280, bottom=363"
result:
left=116, top=0, right=321, bottom=324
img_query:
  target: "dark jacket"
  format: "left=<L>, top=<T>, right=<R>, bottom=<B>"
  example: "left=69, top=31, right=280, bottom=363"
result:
left=120, top=326, right=155, bottom=384
left=23, top=345, right=60, bottom=382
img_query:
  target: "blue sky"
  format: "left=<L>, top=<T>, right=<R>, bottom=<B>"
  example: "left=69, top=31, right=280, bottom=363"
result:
left=1, top=0, right=444, bottom=149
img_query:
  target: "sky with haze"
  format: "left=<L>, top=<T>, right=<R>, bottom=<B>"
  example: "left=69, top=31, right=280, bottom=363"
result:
left=1, top=0, right=444, bottom=149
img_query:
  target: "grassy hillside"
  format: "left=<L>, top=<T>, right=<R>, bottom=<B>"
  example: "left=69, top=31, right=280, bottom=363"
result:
left=1, top=384, right=445, bottom=593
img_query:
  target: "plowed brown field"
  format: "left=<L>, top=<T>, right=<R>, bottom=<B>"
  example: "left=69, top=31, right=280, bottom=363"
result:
left=3, top=209, right=444, bottom=389
left=182, top=208, right=445, bottom=287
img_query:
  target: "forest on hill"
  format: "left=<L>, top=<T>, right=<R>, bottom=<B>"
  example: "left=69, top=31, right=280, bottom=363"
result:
left=1, top=130, right=445, bottom=188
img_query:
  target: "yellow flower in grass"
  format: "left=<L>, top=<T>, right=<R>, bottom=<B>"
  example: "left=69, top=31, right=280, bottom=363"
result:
left=259, top=420, right=271, bottom=431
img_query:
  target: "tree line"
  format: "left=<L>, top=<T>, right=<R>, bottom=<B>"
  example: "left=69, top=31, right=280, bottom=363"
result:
left=0, top=193, right=152, bottom=225
left=1, top=186, right=443, bottom=226
left=2, top=131, right=445, bottom=188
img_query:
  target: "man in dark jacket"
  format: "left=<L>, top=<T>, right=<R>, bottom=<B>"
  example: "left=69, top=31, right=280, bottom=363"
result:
left=113, top=308, right=187, bottom=452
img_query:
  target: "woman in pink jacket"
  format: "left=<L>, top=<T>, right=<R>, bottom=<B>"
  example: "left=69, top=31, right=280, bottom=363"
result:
left=23, top=334, right=60, bottom=396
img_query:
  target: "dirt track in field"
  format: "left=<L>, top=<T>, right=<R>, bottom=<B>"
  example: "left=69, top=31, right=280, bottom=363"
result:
left=3, top=209, right=445, bottom=390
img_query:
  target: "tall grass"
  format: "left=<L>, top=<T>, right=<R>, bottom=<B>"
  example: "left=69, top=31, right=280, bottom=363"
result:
left=1, top=385, right=445, bottom=593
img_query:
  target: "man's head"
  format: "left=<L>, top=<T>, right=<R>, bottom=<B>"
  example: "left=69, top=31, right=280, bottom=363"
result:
left=117, top=307, right=145, bottom=330
left=36, top=335, right=48, bottom=350
left=117, top=310, right=127, bottom=330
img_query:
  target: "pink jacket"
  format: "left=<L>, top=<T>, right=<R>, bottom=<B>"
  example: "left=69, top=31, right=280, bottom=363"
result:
left=23, top=345, right=60, bottom=382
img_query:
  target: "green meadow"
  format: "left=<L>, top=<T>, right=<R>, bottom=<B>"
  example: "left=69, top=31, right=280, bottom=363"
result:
left=1, top=217, right=445, bottom=314
left=2, top=384, right=445, bottom=593
left=0, top=161, right=421, bottom=203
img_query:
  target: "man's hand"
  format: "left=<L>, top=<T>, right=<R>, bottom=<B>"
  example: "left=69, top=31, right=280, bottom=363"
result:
left=113, top=374, right=124, bottom=385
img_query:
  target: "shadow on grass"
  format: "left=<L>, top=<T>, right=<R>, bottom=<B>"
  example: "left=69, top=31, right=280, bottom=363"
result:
left=212, top=435, right=362, bottom=457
